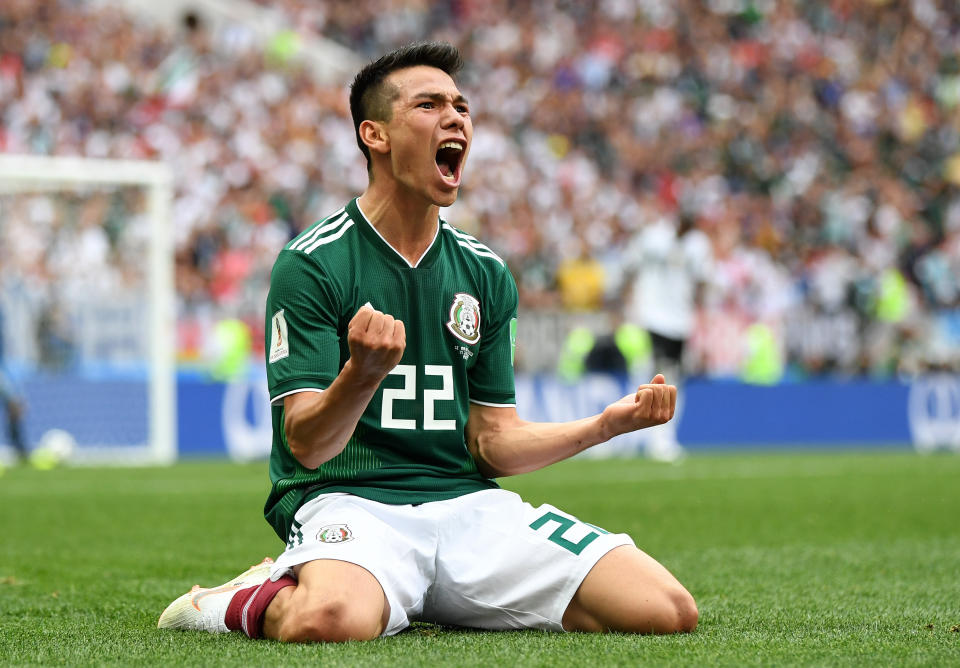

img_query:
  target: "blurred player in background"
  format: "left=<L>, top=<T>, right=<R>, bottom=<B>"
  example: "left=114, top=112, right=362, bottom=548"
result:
left=0, top=367, right=27, bottom=465
left=0, top=308, right=28, bottom=465
left=624, top=211, right=713, bottom=462
left=159, top=42, right=696, bottom=642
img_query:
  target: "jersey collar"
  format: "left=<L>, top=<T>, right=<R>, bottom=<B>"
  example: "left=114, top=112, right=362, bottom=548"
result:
left=349, top=198, right=442, bottom=270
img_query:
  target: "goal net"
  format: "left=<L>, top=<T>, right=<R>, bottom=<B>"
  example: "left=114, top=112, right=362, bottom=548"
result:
left=0, top=154, right=175, bottom=465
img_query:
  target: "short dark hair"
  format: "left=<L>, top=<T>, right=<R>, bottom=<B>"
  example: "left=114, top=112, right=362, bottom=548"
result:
left=349, top=42, right=464, bottom=169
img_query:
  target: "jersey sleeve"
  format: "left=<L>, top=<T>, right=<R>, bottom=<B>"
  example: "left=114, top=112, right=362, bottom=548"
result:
left=265, top=249, right=342, bottom=404
left=468, top=265, right=518, bottom=406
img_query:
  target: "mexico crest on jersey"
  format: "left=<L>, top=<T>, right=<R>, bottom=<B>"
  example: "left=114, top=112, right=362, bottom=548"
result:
left=446, top=293, right=481, bottom=344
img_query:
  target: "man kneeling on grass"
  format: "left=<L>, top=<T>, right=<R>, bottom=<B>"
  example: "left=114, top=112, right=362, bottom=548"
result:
left=158, top=41, right=697, bottom=642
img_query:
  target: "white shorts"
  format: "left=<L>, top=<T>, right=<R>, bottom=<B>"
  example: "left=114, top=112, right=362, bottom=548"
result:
left=269, top=488, right=634, bottom=636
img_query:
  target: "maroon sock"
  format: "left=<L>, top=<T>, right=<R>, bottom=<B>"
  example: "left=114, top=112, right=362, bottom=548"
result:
left=225, top=575, right=297, bottom=639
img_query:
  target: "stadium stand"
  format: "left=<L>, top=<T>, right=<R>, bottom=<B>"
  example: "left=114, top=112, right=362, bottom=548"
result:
left=1, top=0, right=959, bottom=377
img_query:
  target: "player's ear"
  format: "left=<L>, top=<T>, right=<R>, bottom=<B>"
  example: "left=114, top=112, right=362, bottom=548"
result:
left=359, top=120, right=390, bottom=156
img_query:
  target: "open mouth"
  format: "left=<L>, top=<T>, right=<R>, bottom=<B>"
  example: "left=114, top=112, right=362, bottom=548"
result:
left=435, top=141, right=464, bottom=182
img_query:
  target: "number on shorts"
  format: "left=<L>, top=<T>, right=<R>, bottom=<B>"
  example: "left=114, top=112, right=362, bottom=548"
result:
left=529, top=511, right=601, bottom=555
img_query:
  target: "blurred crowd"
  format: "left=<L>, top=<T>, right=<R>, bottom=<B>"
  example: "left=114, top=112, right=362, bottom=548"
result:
left=1, top=0, right=959, bottom=378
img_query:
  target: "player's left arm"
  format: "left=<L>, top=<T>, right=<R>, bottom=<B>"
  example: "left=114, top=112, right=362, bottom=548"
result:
left=465, top=374, right=677, bottom=478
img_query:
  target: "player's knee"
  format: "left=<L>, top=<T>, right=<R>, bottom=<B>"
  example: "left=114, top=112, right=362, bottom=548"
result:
left=283, top=596, right=382, bottom=643
left=647, top=586, right=697, bottom=634
left=624, top=585, right=697, bottom=634
left=669, top=587, right=698, bottom=633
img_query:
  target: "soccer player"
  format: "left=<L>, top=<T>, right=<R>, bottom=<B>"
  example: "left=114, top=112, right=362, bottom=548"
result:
left=624, top=213, right=713, bottom=462
left=0, top=368, right=27, bottom=464
left=158, top=42, right=697, bottom=642
left=0, top=311, right=28, bottom=464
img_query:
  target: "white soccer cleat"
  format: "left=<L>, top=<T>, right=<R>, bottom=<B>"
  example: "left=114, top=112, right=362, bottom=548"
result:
left=645, top=439, right=686, bottom=464
left=157, top=557, right=274, bottom=633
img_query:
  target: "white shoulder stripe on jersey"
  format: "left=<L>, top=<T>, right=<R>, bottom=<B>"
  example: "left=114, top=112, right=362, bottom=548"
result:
left=442, top=222, right=485, bottom=245
left=441, top=223, right=505, bottom=266
left=302, top=219, right=355, bottom=253
left=453, top=240, right=505, bottom=266
left=291, top=210, right=348, bottom=251
left=443, top=224, right=500, bottom=255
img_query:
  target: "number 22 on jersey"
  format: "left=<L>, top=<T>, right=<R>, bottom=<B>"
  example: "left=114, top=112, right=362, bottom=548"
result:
left=381, top=364, right=456, bottom=431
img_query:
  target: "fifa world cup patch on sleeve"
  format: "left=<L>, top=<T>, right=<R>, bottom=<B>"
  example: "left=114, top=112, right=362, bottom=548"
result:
left=269, top=309, right=289, bottom=363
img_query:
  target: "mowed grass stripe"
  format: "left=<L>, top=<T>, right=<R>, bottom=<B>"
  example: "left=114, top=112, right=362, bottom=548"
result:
left=1, top=450, right=958, bottom=666
left=517, top=450, right=960, bottom=485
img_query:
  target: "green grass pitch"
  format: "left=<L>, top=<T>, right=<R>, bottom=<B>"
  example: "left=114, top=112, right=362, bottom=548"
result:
left=1, top=450, right=958, bottom=666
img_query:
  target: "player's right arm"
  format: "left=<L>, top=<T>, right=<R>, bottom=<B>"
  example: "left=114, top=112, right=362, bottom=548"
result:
left=284, top=305, right=405, bottom=469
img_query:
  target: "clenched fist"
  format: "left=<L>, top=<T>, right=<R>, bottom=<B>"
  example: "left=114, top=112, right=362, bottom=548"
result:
left=346, top=303, right=406, bottom=385
left=601, top=373, right=677, bottom=438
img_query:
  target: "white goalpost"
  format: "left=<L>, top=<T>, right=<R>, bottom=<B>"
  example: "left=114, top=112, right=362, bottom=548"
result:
left=0, top=154, right=176, bottom=464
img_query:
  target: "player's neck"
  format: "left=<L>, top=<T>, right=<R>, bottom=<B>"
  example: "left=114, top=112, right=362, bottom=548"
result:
left=357, top=186, right=440, bottom=265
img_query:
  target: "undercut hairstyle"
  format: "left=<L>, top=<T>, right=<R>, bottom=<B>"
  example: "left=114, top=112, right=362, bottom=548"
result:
left=349, top=42, right=464, bottom=170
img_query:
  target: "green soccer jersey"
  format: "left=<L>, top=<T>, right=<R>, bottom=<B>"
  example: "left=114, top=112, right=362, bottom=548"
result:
left=263, top=198, right=518, bottom=540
